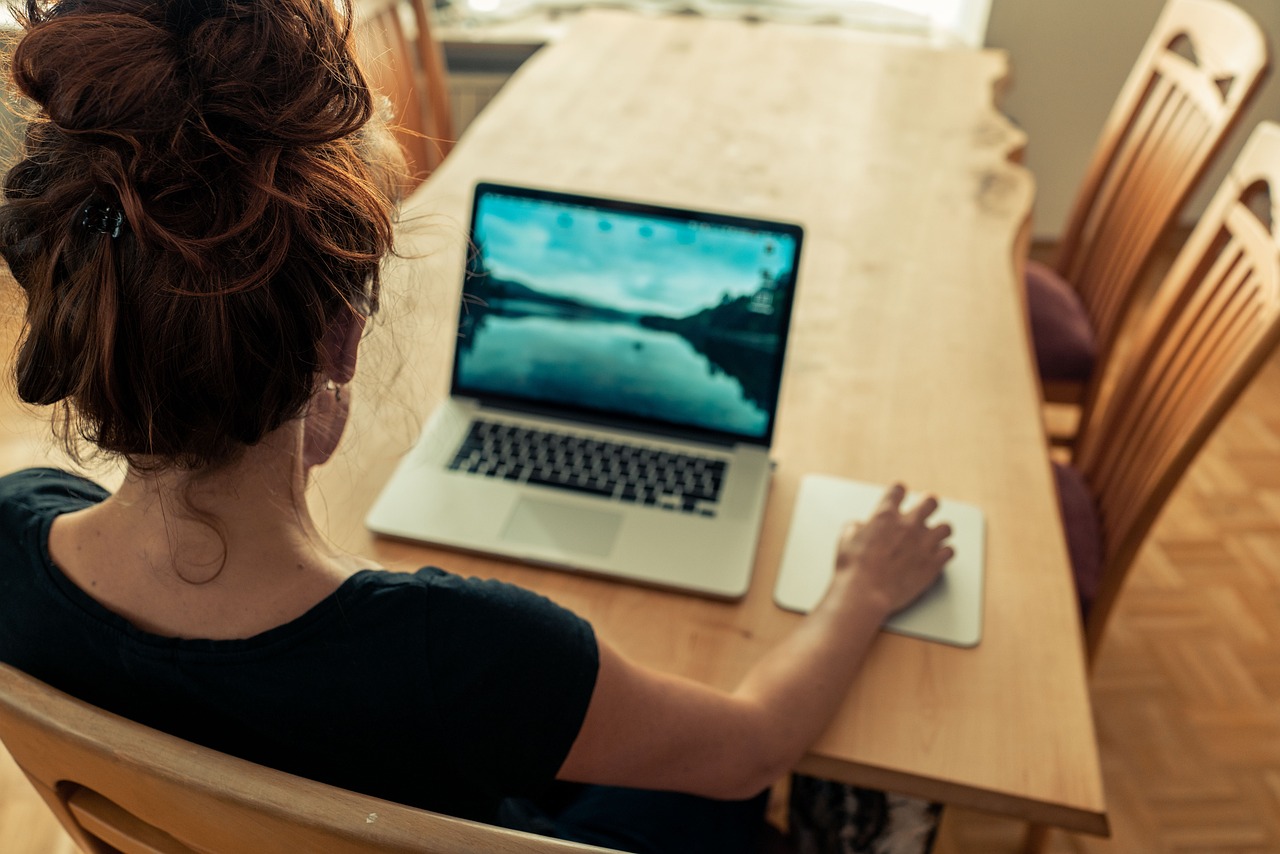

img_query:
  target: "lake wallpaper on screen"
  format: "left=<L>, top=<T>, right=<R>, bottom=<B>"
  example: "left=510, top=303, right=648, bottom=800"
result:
left=456, top=191, right=798, bottom=440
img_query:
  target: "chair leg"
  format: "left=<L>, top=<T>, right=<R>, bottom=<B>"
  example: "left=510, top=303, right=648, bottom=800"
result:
left=1020, top=822, right=1050, bottom=854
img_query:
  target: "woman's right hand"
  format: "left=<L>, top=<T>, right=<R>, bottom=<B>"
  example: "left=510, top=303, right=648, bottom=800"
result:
left=558, top=482, right=956, bottom=801
left=833, top=484, right=954, bottom=616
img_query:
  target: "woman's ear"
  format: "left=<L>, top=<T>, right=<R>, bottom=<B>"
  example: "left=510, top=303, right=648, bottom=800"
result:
left=320, top=311, right=366, bottom=384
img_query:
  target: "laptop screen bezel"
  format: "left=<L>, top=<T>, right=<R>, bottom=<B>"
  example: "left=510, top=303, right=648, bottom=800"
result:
left=452, top=181, right=804, bottom=448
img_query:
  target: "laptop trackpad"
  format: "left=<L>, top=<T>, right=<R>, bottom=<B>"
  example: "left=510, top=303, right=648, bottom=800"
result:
left=501, top=498, right=622, bottom=557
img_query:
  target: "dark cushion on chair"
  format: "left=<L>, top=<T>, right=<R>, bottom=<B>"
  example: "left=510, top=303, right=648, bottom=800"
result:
left=1051, top=461, right=1105, bottom=621
left=1026, top=260, right=1097, bottom=383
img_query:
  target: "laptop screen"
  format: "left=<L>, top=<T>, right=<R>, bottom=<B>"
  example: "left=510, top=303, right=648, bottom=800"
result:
left=454, top=183, right=803, bottom=445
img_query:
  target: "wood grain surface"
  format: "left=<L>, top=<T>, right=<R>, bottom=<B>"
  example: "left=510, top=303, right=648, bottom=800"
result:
left=309, top=11, right=1104, bottom=832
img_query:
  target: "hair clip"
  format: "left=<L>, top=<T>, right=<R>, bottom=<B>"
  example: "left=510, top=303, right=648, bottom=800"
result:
left=81, top=203, right=125, bottom=239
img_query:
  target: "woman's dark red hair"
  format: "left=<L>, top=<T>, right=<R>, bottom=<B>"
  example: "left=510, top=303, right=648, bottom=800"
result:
left=0, top=0, right=398, bottom=469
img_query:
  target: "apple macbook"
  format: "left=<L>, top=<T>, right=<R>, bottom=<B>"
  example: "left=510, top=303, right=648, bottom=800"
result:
left=367, top=182, right=804, bottom=598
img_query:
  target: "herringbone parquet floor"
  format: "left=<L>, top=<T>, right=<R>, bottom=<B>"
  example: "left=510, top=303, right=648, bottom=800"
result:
left=2, top=240, right=1279, bottom=851
left=936, top=347, right=1280, bottom=853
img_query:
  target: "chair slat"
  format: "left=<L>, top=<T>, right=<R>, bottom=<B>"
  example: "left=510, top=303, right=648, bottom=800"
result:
left=1063, top=74, right=1178, bottom=289
left=1087, top=235, right=1247, bottom=509
left=1077, top=85, right=1206, bottom=331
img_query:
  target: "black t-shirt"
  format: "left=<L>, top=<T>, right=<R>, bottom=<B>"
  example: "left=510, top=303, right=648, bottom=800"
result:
left=0, top=468, right=599, bottom=824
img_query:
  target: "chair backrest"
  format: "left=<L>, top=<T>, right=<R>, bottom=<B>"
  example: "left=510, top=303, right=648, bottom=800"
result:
left=355, top=0, right=456, bottom=188
left=0, top=663, right=620, bottom=854
left=1055, top=0, right=1269, bottom=372
left=1071, top=121, right=1280, bottom=659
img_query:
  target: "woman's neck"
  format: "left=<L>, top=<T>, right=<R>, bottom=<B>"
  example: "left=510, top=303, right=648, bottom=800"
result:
left=112, top=423, right=316, bottom=577
left=47, top=420, right=371, bottom=639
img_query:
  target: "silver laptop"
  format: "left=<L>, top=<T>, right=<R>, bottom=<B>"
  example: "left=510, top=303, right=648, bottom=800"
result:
left=366, top=182, right=803, bottom=598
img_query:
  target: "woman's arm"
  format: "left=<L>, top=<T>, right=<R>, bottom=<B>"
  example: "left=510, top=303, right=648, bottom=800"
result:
left=557, top=484, right=953, bottom=799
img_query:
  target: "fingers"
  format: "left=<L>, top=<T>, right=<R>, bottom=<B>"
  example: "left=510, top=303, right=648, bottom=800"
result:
left=910, top=499, right=952, bottom=567
left=856, top=487, right=953, bottom=564
left=926, top=522, right=952, bottom=550
left=906, top=494, right=939, bottom=527
left=872, top=485, right=942, bottom=528
left=874, top=483, right=906, bottom=513
left=854, top=484, right=954, bottom=547
left=831, top=483, right=958, bottom=611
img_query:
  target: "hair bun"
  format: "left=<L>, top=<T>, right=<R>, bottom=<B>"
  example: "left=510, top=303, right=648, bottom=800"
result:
left=185, top=2, right=370, bottom=147
left=0, top=0, right=397, bottom=470
left=13, top=10, right=186, bottom=138
left=12, top=0, right=370, bottom=148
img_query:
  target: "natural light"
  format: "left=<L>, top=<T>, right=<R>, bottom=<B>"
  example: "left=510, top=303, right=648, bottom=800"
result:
left=0, top=1, right=989, bottom=46
left=449, top=0, right=989, bottom=46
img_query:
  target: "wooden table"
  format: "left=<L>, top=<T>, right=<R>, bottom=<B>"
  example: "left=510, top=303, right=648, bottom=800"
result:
left=318, top=10, right=1109, bottom=835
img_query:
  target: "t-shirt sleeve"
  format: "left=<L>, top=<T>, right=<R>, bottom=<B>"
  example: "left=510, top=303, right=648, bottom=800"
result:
left=0, top=468, right=108, bottom=550
left=416, top=568, right=599, bottom=795
left=0, top=468, right=108, bottom=515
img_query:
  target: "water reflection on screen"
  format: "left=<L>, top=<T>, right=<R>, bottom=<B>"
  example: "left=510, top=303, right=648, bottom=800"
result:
left=455, top=189, right=799, bottom=441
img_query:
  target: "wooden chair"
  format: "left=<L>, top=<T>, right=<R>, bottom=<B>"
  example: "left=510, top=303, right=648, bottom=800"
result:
left=356, top=0, right=456, bottom=189
left=1051, top=120, right=1280, bottom=660
left=1028, top=0, right=1269, bottom=419
left=1027, top=119, right=1280, bottom=854
left=0, top=663, right=622, bottom=854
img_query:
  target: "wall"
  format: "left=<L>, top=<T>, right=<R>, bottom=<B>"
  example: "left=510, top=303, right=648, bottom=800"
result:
left=985, top=0, right=1280, bottom=240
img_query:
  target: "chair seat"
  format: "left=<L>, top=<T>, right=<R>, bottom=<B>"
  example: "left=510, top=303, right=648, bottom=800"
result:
left=1051, top=461, right=1104, bottom=620
left=1026, top=260, right=1097, bottom=383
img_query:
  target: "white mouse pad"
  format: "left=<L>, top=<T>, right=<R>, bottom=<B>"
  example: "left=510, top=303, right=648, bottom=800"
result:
left=774, top=475, right=985, bottom=647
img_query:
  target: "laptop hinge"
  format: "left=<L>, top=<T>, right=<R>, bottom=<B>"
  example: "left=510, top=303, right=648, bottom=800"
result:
left=464, top=397, right=747, bottom=449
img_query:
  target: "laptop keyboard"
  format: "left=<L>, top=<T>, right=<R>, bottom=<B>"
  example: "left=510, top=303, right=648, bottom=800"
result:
left=447, top=419, right=727, bottom=517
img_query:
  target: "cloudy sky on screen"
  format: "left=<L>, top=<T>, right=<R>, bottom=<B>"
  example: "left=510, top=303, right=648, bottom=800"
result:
left=474, top=194, right=796, bottom=318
